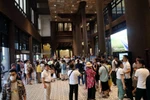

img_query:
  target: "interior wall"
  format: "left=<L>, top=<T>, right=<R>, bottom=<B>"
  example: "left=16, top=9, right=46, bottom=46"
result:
left=39, top=15, right=51, bottom=37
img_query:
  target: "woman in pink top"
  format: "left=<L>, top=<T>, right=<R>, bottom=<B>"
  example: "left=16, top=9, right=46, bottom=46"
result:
left=86, top=62, right=96, bottom=100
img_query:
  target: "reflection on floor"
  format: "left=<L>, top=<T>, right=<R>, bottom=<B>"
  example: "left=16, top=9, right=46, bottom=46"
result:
left=0, top=80, right=130, bottom=100
left=26, top=80, right=120, bottom=100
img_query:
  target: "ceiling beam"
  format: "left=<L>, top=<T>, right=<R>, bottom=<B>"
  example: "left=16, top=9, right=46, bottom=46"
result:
left=37, top=0, right=48, bottom=3
left=37, top=8, right=50, bottom=15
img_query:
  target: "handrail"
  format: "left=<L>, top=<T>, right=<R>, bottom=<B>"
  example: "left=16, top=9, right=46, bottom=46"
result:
left=14, top=1, right=27, bottom=17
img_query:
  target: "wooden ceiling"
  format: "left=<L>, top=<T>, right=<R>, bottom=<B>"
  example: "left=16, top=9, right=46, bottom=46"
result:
left=37, top=0, right=112, bottom=21
left=48, top=0, right=96, bottom=21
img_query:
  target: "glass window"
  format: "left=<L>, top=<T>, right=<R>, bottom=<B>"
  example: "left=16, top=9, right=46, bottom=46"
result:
left=111, top=0, right=125, bottom=21
left=64, top=23, right=68, bottom=31
left=24, top=0, right=26, bottom=13
left=58, top=23, right=63, bottom=31
left=20, top=0, right=23, bottom=9
left=87, top=23, right=90, bottom=31
left=122, top=0, right=125, bottom=14
left=64, top=23, right=72, bottom=31
left=116, top=2, right=122, bottom=17
left=31, top=8, right=34, bottom=23
left=15, top=0, right=19, bottom=3
left=68, top=23, right=72, bottom=31
left=94, top=24, right=97, bottom=33
left=112, top=7, right=117, bottom=20
left=15, top=0, right=26, bottom=15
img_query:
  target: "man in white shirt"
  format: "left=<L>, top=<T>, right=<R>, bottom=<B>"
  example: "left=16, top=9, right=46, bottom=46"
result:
left=122, top=55, right=133, bottom=100
left=111, top=56, right=118, bottom=86
left=134, top=59, right=149, bottom=100
left=41, top=64, right=54, bottom=100
left=68, top=63, right=81, bottom=100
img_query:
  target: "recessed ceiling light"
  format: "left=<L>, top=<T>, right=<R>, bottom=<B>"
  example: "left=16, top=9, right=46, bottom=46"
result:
left=86, top=5, right=88, bottom=7
left=55, top=16, right=57, bottom=18
left=71, top=11, right=73, bottom=13
left=90, top=19, right=92, bottom=20
left=95, top=11, right=97, bottom=13
left=72, top=5, right=74, bottom=7
left=54, top=4, right=56, bottom=7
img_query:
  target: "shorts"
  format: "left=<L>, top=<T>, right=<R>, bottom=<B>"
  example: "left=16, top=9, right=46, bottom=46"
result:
left=101, top=81, right=109, bottom=91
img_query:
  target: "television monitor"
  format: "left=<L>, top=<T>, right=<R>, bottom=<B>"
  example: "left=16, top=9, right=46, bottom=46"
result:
left=119, top=53, right=128, bottom=61
left=111, top=29, right=128, bottom=52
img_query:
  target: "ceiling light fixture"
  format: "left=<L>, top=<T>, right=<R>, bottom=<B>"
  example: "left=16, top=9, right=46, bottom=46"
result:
left=72, top=5, right=74, bottom=7
left=55, top=16, right=57, bottom=18
left=54, top=4, right=56, bottom=7
left=86, top=5, right=88, bottom=7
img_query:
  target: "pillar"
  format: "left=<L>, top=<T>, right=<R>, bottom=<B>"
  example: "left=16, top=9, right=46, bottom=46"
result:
left=125, top=0, right=150, bottom=61
left=72, top=16, right=82, bottom=56
left=96, top=0, right=106, bottom=54
left=75, top=22, right=82, bottom=56
left=9, top=22, right=15, bottom=64
left=80, top=1, right=88, bottom=57
left=29, top=36, right=33, bottom=63
left=72, top=23, right=77, bottom=56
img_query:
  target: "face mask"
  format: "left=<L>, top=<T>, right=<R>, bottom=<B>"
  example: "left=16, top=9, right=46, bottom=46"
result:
left=10, top=76, right=16, bottom=81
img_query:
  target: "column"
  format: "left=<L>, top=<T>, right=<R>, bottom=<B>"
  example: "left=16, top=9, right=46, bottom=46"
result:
left=72, top=23, right=77, bottom=56
left=29, top=36, right=33, bottom=63
left=72, top=16, right=82, bottom=56
left=75, top=22, right=82, bottom=56
left=80, top=1, right=88, bottom=57
left=96, top=0, right=106, bottom=54
left=125, top=0, right=150, bottom=61
left=9, top=22, right=15, bottom=64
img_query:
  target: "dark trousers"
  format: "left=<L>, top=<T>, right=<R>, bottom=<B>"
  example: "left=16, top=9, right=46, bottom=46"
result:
left=69, top=84, right=78, bottom=100
left=88, top=85, right=96, bottom=100
left=78, top=75, right=84, bottom=84
left=124, top=78, right=133, bottom=100
left=111, top=71, right=116, bottom=85
left=136, top=88, right=147, bottom=100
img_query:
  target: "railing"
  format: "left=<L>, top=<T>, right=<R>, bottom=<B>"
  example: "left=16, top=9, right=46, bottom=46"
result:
left=14, top=1, right=27, bottom=18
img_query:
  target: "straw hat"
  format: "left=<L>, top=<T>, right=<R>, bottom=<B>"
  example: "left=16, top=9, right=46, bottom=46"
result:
left=86, top=62, right=92, bottom=67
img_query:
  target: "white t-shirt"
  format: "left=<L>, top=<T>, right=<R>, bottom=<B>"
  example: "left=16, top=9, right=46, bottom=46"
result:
left=123, top=61, right=131, bottom=79
left=112, top=59, right=117, bottom=71
left=116, top=68, right=124, bottom=79
left=24, top=63, right=29, bottom=74
left=135, top=68, right=149, bottom=89
left=68, top=70, right=80, bottom=85
left=11, top=82, right=19, bottom=100
left=41, top=70, right=52, bottom=82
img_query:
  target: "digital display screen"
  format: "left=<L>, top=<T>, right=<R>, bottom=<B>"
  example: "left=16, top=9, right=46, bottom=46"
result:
left=119, top=53, right=128, bottom=61
left=111, top=29, right=128, bottom=52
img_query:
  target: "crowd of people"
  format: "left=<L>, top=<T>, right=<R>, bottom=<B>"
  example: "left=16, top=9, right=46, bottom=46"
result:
left=1, top=55, right=150, bottom=100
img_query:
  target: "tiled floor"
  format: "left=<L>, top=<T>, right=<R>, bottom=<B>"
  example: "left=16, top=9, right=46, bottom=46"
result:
left=0, top=80, right=130, bottom=100
left=25, top=80, right=120, bottom=100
